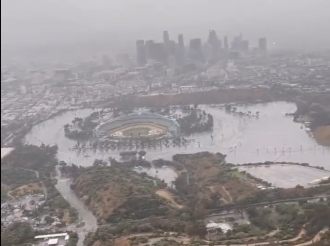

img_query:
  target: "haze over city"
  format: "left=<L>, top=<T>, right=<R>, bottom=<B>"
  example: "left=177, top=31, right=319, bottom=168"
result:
left=1, top=1, right=330, bottom=246
left=2, top=0, right=330, bottom=59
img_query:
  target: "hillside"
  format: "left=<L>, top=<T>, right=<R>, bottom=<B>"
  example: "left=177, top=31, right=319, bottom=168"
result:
left=1, top=168, right=42, bottom=201
left=1, top=144, right=59, bottom=175
left=1, top=144, right=77, bottom=224
left=82, top=152, right=330, bottom=246
left=1, top=144, right=58, bottom=202
left=70, top=165, right=173, bottom=224
left=172, top=152, right=258, bottom=208
left=313, top=125, right=330, bottom=146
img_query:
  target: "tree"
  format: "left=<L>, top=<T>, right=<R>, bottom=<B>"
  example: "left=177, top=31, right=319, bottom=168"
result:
left=225, top=104, right=232, bottom=112
left=138, top=150, right=147, bottom=158
left=1, top=222, right=35, bottom=246
left=193, top=205, right=207, bottom=220
left=44, top=216, right=55, bottom=224
left=185, top=221, right=207, bottom=238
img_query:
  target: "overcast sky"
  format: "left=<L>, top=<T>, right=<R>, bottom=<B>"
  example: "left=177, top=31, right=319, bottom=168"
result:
left=2, top=0, right=330, bottom=58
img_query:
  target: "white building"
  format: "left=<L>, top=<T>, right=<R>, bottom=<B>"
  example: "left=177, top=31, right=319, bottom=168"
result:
left=34, top=233, right=70, bottom=246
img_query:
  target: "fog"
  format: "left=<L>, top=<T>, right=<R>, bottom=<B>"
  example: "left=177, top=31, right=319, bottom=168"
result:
left=2, top=0, right=330, bottom=59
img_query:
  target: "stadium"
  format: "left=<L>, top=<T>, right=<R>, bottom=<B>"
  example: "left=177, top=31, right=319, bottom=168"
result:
left=94, top=112, right=180, bottom=139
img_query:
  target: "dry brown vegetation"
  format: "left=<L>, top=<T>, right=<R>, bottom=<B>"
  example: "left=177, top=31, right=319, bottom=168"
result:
left=71, top=165, right=173, bottom=224
left=83, top=153, right=330, bottom=246
left=8, top=183, right=43, bottom=198
left=313, top=125, right=330, bottom=146
left=156, top=189, right=184, bottom=209
left=173, top=152, right=258, bottom=207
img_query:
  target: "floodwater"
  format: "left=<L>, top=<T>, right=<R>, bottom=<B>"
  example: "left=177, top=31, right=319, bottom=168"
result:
left=238, top=165, right=330, bottom=188
left=55, top=167, right=97, bottom=245
left=25, top=102, right=330, bottom=188
left=135, top=166, right=177, bottom=187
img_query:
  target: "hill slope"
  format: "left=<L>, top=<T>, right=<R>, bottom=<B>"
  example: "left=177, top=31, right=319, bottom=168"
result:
left=71, top=165, right=172, bottom=224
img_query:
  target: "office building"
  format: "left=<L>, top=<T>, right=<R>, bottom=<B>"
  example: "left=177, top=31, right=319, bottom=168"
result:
left=150, top=42, right=168, bottom=63
left=163, top=31, right=170, bottom=44
left=189, top=38, right=203, bottom=61
left=178, top=34, right=184, bottom=47
left=258, top=38, right=267, bottom=52
left=208, top=30, right=220, bottom=61
left=241, top=40, right=249, bottom=52
left=224, top=36, right=229, bottom=50
left=136, top=40, right=147, bottom=66
left=168, top=40, right=176, bottom=56
left=176, top=37, right=185, bottom=66
left=231, top=36, right=242, bottom=51
left=145, top=40, right=155, bottom=59
left=228, top=51, right=240, bottom=60
left=218, top=39, right=222, bottom=49
left=238, top=33, right=243, bottom=42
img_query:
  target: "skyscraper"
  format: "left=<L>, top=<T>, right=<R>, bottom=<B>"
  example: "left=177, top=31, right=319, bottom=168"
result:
left=224, top=36, right=229, bottom=50
left=238, top=33, right=243, bottom=42
left=168, top=40, right=176, bottom=56
left=231, top=36, right=241, bottom=50
left=163, top=31, right=170, bottom=44
left=189, top=38, right=203, bottom=61
left=208, top=30, right=220, bottom=61
left=150, top=43, right=168, bottom=63
left=178, top=34, right=184, bottom=47
left=145, top=40, right=155, bottom=59
left=218, top=39, right=222, bottom=49
left=241, top=40, right=249, bottom=52
left=258, top=38, right=267, bottom=52
left=208, top=30, right=218, bottom=44
left=136, top=40, right=147, bottom=66
left=177, top=34, right=185, bottom=66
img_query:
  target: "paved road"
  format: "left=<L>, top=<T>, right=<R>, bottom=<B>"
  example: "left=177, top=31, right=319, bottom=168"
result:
left=54, top=167, right=98, bottom=246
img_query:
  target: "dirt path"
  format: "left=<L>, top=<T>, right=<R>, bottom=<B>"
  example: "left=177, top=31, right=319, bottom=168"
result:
left=156, top=189, right=183, bottom=209
left=267, top=229, right=279, bottom=237
left=222, top=186, right=233, bottom=203
left=294, top=229, right=327, bottom=246
left=209, top=186, right=233, bottom=204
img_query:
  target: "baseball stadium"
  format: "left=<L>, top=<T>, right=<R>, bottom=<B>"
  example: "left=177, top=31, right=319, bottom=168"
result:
left=94, top=112, right=180, bottom=139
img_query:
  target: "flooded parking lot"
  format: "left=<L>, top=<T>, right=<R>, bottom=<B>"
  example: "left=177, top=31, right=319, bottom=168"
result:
left=25, top=102, right=330, bottom=187
left=238, top=165, right=329, bottom=188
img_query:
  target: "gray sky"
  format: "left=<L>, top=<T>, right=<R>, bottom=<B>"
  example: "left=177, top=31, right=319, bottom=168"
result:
left=1, top=0, right=330, bottom=58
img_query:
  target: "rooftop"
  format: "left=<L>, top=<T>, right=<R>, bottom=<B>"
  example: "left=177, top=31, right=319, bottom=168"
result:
left=35, top=233, right=68, bottom=240
left=48, top=238, right=59, bottom=245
